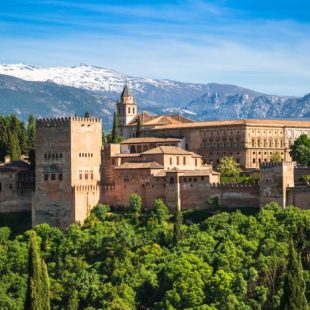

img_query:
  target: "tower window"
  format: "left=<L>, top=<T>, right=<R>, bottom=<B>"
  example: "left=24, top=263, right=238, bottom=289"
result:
left=44, top=174, right=48, bottom=181
left=128, top=107, right=131, bottom=113
left=133, top=108, right=135, bottom=114
left=59, top=174, right=63, bottom=181
left=51, top=174, right=56, bottom=181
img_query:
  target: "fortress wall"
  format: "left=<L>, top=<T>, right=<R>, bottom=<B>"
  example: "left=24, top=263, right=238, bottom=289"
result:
left=287, top=186, right=310, bottom=210
left=180, top=182, right=260, bottom=209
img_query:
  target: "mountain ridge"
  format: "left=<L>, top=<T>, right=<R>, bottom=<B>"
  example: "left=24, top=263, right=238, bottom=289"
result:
left=0, top=64, right=309, bottom=129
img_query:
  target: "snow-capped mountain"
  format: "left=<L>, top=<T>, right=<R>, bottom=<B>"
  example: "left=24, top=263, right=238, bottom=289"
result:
left=0, top=63, right=309, bottom=129
left=0, top=63, right=206, bottom=97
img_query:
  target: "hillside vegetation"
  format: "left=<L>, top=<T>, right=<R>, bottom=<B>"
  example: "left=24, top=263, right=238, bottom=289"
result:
left=0, top=201, right=309, bottom=309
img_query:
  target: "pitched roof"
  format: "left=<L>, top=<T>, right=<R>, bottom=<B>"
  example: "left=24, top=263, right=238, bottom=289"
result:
left=115, top=161, right=164, bottom=169
left=127, top=113, right=193, bottom=127
left=149, top=119, right=310, bottom=130
left=121, top=84, right=132, bottom=97
left=142, top=146, right=197, bottom=156
left=120, top=137, right=182, bottom=144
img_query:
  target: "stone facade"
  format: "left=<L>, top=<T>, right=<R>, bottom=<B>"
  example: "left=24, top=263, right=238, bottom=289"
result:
left=0, top=158, right=34, bottom=213
left=2, top=85, right=310, bottom=229
left=32, top=117, right=102, bottom=228
left=141, top=120, right=310, bottom=169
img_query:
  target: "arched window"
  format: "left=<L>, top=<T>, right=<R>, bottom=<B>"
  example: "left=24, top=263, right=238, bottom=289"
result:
left=128, top=107, right=131, bottom=113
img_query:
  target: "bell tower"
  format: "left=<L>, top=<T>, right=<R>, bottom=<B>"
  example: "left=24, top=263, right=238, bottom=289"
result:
left=117, top=84, right=137, bottom=137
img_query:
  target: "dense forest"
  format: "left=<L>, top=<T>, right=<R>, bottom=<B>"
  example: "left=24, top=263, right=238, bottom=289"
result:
left=0, top=198, right=309, bottom=309
left=0, top=114, right=35, bottom=163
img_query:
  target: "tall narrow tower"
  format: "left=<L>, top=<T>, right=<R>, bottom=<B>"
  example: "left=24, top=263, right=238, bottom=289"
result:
left=117, top=84, right=137, bottom=137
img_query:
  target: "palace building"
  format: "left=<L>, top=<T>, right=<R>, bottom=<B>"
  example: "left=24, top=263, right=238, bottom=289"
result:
left=1, top=84, right=310, bottom=228
left=117, top=86, right=310, bottom=169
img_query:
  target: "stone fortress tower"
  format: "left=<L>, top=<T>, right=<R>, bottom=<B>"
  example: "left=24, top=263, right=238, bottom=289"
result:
left=32, top=117, right=102, bottom=228
left=116, top=84, right=137, bottom=137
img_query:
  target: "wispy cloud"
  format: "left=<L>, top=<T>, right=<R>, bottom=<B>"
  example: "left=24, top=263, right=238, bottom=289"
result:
left=1, top=0, right=310, bottom=95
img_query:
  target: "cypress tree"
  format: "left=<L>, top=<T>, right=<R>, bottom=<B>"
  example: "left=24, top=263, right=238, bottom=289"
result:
left=26, top=233, right=50, bottom=310
left=84, top=112, right=90, bottom=118
left=173, top=210, right=183, bottom=245
left=136, top=116, right=141, bottom=137
left=7, top=132, right=21, bottom=160
left=111, top=112, right=119, bottom=143
left=27, top=114, right=36, bottom=150
left=102, top=129, right=106, bottom=145
left=280, top=238, right=307, bottom=310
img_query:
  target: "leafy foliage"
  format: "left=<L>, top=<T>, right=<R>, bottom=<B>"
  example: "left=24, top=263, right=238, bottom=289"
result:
left=0, top=202, right=310, bottom=309
left=0, top=114, right=36, bottom=161
left=290, top=134, right=310, bottom=166
left=217, top=156, right=242, bottom=177
left=270, top=151, right=282, bottom=163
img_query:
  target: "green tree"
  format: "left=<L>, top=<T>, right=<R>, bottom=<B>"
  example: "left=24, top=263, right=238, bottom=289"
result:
left=27, top=114, right=36, bottom=165
left=102, top=129, right=106, bottom=145
left=91, top=204, right=110, bottom=221
left=84, top=112, right=90, bottom=118
left=280, top=238, right=307, bottom=310
left=217, top=156, right=242, bottom=178
left=173, top=211, right=183, bottom=245
left=129, top=193, right=142, bottom=223
left=111, top=112, right=119, bottom=143
left=153, top=199, right=170, bottom=224
left=26, top=233, right=50, bottom=310
left=7, top=132, right=21, bottom=160
left=270, top=151, right=282, bottom=163
left=136, top=116, right=141, bottom=137
left=290, top=134, right=310, bottom=166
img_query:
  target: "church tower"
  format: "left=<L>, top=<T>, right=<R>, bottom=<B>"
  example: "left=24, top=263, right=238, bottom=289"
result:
left=117, top=84, right=137, bottom=137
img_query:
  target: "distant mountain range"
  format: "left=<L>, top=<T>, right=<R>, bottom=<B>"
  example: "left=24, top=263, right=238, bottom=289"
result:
left=0, top=64, right=309, bottom=129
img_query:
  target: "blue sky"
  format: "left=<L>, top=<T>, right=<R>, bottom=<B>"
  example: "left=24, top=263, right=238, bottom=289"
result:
left=1, top=0, right=310, bottom=95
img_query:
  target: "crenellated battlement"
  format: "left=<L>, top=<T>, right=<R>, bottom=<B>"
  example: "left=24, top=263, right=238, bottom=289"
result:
left=71, top=116, right=102, bottom=123
left=260, top=161, right=294, bottom=169
left=36, top=116, right=102, bottom=128
left=73, top=185, right=101, bottom=192
left=209, top=182, right=259, bottom=189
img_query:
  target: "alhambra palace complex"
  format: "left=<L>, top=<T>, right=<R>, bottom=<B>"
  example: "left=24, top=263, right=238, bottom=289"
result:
left=1, top=85, right=310, bottom=228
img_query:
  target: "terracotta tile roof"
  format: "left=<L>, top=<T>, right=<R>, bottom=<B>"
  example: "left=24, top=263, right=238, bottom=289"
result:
left=149, top=119, right=310, bottom=130
left=111, top=153, right=141, bottom=158
left=115, top=161, right=164, bottom=169
left=120, top=137, right=182, bottom=144
left=127, top=113, right=193, bottom=127
left=142, top=146, right=193, bottom=155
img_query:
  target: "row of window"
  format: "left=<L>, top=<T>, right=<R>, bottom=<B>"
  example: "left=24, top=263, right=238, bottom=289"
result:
left=118, top=107, right=136, bottom=115
left=253, top=151, right=284, bottom=155
left=251, top=139, right=284, bottom=148
left=79, top=173, right=94, bottom=180
left=44, top=173, right=63, bottom=181
left=0, top=183, right=13, bottom=192
left=44, top=153, right=63, bottom=160
left=79, top=153, right=94, bottom=158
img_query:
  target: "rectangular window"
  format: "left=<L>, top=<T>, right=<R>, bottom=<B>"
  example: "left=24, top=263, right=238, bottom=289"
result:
left=252, top=139, right=255, bottom=147
left=183, top=156, right=186, bottom=165
left=195, top=159, right=197, bottom=166
left=9, top=184, right=13, bottom=190
left=85, top=173, right=88, bottom=180
left=79, top=174, right=82, bottom=180
left=44, top=174, right=48, bottom=181
left=59, top=173, right=63, bottom=181
left=170, top=157, right=173, bottom=165
left=91, top=173, right=93, bottom=180
left=112, top=159, right=116, bottom=165
left=51, top=174, right=56, bottom=180
left=176, top=156, right=179, bottom=165
left=253, top=158, right=256, bottom=164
